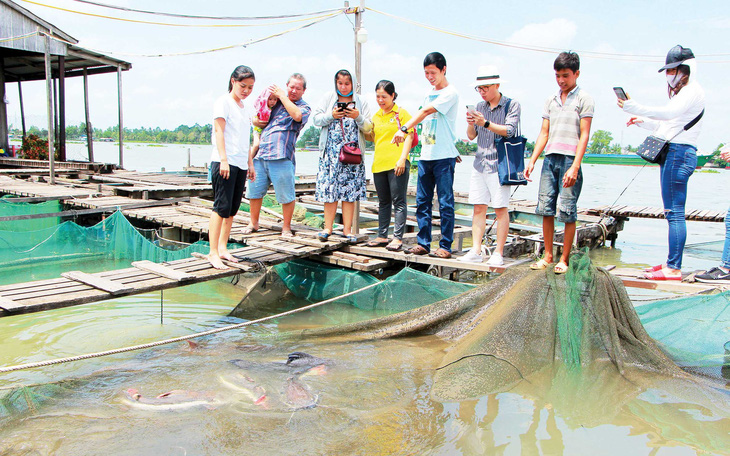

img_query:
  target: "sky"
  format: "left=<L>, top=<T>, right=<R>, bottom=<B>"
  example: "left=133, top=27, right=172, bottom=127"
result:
left=4, top=0, right=730, bottom=153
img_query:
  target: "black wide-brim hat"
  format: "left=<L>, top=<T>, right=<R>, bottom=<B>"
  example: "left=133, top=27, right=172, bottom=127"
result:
left=658, top=45, right=695, bottom=72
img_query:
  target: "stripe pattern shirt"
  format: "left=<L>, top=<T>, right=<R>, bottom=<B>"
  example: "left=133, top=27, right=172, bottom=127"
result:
left=473, top=95, right=521, bottom=174
left=542, top=86, right=594, bottom=157
left=257, top=99, right=311, bottom=162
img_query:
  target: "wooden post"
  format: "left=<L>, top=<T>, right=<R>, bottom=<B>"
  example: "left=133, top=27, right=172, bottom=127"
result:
left=117, top=65, right=124, bottom=168
left=44, top=34, right=55, bottom=184
left=17, top=81, right=26, bottom=138
left=53, top=74, right=58, bottom=144
left=351, top=0, right=364, bottom=234
left=83, top=68, right=94, bottom=162
left=0, top=57, right=8, bottom=156
left=58, top=55, right=66, bottom=162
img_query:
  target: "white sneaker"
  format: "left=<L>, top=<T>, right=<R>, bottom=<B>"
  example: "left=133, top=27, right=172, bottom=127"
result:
left=458, top=248, right=484, bottom=263
left=486, top=252, right=504, bottom=266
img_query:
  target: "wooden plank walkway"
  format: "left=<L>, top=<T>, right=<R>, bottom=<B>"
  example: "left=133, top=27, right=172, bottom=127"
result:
left=0, top=234, right=351, bottom=317
left=609, top=267, right=723, bottom=294
left=584, top=205, right=725, bottom=222
left=0, top=157, right=112, bottom=172
left=0, top=175, right=101, bottom=199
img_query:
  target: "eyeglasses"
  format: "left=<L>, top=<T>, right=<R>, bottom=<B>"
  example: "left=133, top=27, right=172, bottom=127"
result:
left=475, top=85, right=493, bottom=93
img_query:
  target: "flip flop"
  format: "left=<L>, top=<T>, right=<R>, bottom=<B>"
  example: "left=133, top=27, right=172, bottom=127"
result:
left=643, top=264, right=664, bottom=273
left=281, top=231, right=294, bottom=239
left=346, top=235, right=359, bottom=244
left=407, top=245, right=429, bottom=255
left=530, top=258, right=552, bottom=270
left=366, top=239, right=389, bottom=247
left=317, top=231, right=330, bottom=242
left=241, top=226, right=258, bottom=235
left=429, top=248, right=452, bottom=259
left=554, top=261, right=569, bottom=274
left=643, top=270, right=681, bottom=281
left=385, top=240, right=402, bottom=252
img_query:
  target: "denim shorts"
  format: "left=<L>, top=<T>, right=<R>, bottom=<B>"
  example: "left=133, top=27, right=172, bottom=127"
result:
left=535, top=154, right=583, bottom=223
left=246, top=158, right=296, bottom=204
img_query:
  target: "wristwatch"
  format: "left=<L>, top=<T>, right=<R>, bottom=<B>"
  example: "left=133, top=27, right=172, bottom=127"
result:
left=400, top=125, right=409, bottom=133
left=483, top=120, right=491, bottom=128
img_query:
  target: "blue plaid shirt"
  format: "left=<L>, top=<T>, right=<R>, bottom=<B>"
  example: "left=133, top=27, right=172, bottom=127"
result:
left=256, top=99, right=311, bottom=161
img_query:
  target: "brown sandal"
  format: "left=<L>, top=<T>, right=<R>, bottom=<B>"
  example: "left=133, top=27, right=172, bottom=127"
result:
left=429, top=248, right=452, bottom=259
left=406, top=245, right=429, bottom=255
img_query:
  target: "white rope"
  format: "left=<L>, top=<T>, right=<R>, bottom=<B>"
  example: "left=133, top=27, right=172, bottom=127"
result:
left=0, top=280, right=382, bottom=374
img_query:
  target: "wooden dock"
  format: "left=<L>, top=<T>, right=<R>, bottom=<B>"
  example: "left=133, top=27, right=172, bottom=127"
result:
left=2, top=166, right=724, bottom=314
left=583, top=205, right=726, bottom=222
left=0, top=234, right=354, bottom=317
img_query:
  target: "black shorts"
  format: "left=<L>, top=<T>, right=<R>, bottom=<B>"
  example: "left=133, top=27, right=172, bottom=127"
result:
left=211, top=162, right=247, bottom=218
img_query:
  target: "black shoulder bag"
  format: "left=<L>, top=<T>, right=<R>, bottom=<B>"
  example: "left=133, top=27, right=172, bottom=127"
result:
left=636, top=109, right=704, bottom=164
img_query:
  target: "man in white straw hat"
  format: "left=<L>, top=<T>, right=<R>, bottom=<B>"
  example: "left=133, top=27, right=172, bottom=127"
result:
left=459, top=65, right=521, bottom=265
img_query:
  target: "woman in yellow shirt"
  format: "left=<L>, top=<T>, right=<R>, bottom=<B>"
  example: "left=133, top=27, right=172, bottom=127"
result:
left=367, top=80, right=414, bottom=251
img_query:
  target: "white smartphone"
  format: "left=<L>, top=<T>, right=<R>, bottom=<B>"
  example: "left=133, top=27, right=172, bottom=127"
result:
left=466, top=105, right=478, bottom=115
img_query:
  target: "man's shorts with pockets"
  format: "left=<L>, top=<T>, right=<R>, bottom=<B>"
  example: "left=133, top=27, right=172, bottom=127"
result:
left=247, top=158, right=296, bottom=204
left=468, top=168, right=511, bottom=208
left=211, top=162, right=247, bottom=218
left=535, top=153, right=582, bottom=223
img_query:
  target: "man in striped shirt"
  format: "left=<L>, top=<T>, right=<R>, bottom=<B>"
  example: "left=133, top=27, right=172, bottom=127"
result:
left=459, top=66, right=521, bottom=266
left=247, top=73, right=311, bottom=238
left=524, top=52, right=594, bottom=274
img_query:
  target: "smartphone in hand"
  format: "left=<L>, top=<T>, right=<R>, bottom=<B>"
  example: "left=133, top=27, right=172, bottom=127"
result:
left=613, top=87, right=628, bottom=101
left=336, top=101, right=356, bottom=110
left=466, top=105, right=478, bottom=115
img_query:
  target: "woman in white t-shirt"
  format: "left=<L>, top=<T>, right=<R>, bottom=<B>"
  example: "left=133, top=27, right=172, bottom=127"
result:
left=207, top=65, right=255, bottom=270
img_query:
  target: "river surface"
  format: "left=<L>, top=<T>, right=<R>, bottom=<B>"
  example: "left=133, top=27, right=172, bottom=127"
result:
left=1, top=142, right=728, bottom=455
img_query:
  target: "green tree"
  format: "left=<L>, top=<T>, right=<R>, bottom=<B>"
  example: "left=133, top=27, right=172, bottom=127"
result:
left=587, top=130, right=613, bottom=154
left=296, top=126, right=320, bottom=148
left=454, top=140, right=478, bottom=155
left=710, top=143, right=727, bottom=165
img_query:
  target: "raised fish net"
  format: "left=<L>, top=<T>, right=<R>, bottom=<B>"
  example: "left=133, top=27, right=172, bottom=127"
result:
left=0, top=210, right=242, bottom=284
left=269, top=251, right=729, bottom=408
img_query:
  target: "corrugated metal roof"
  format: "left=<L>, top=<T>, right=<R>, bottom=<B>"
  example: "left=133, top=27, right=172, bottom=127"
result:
left=1, top=0, right=131, bottom=81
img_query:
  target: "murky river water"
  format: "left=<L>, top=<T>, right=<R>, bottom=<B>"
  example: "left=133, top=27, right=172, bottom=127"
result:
left=1, top=142, right=728, bottom=455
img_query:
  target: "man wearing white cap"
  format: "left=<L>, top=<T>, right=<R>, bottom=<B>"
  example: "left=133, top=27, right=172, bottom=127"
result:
left=459, top=66, right=521, bottom=265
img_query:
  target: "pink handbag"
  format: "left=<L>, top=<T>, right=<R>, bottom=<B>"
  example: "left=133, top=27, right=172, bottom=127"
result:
left=338, top=120, right=362, bottom=165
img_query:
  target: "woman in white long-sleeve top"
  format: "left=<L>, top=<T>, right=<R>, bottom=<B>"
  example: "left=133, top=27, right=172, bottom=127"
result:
left=312, top=69, right=373, bottom=242
left=618, top=45, right=705, bottom=281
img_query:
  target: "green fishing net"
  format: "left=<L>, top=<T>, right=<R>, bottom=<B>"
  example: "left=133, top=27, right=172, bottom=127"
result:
left=0, top=197, right=62, bottom=231
left=239, top=195, right=324, bottom=229
left=0, top=210, right=243, bottom=284
left=229, top=259, right=474, bottom=320
left=636, top=290, right=730, bottom=379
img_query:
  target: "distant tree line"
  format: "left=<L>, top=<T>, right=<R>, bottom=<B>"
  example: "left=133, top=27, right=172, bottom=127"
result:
left=9, top=123, right=213, bottom=145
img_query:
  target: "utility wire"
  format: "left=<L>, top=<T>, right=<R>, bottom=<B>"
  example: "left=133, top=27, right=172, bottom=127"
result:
left=0, top=31, right=39, bottom=43
left=21, top=0, right=342, bottom=28
left=68, top=0, right=345, bottom=21
left=38, top=12, right=342, bottom=58
left=366, top=7, right=730, bottom=62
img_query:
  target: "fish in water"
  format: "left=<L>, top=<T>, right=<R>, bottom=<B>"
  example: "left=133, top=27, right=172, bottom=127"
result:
left=283, top=377, right=318, bottom=410
left=217, top=373, right=268, bottom=408
left=229, top=352, right=330, bottom=376
left=122, top=389, right=218, bottom=411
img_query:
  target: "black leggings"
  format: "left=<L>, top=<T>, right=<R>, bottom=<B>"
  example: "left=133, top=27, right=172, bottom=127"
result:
left=372, top=162, right=410, bottom=239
